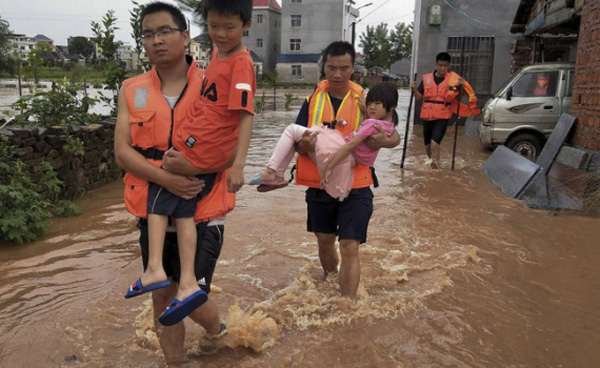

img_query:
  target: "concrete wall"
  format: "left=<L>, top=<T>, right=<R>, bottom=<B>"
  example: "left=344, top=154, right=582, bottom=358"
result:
left=276, top=62, right=320, bottom=84
left=281, top=0, right=344, bottom=54
left=244, top=6, right=281, bottom=71
left=571, top=0, right=600, bottom=151
left=1, top=122, right=120, bottom=199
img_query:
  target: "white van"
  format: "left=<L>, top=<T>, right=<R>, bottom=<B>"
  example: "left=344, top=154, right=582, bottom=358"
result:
left=479, top=62, right=575, bottom=156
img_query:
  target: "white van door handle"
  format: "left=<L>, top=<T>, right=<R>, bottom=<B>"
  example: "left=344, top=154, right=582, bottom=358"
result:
left=543, top=105, right=553, bottom=110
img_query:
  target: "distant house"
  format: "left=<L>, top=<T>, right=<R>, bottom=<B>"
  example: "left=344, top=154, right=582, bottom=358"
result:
left=9, top=34, right=37, bottom=60
left=190, top=36, right=212, bottom=68
left=250, top=49, right=264, bottom=77
left=54, top=45, right=83, bottom=64
left=276, top=53, right=321, bottom=83
left=277, top=0, right=362, bottom=84
left=33, top=34, right=54, bottom=50
left=243, top=0, right=281, bottom=72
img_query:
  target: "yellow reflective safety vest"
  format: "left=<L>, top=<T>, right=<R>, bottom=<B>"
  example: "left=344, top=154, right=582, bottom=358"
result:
left=295, top=80, right=374, bottom=188
left=121, top=60, right=235, bottom=222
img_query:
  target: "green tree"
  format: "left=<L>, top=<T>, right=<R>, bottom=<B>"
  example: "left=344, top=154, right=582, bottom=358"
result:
left=359, top=23, right=391, bottom=71
left=27, top=42, right=54, bottom=83
left=91, top=10, right=119, bottom=61
left=91, top=10, right=126, bottom=115
left=129, top=1, right=147, bottom=72
left=0, top=16, right=19, bottom=75
left=389, top=22, right=413, bottom=64
left=68, top=36, right=94, bottom=61
left=175, top=0, right=211, bottom=49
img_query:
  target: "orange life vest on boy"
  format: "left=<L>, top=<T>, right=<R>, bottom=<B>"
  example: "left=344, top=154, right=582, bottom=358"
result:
left=421, top=71, right=480, bottom=120
left=295, top=80, right=374, bottom=188
left=121, top=58, right=235, bottom=222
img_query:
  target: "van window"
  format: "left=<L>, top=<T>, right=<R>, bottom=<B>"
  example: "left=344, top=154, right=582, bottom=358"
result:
left=512, top=71, right=559, bottom=97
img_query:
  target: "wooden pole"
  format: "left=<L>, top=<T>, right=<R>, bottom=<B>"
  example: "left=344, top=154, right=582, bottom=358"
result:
left=451, top=38, right=466, bottom=171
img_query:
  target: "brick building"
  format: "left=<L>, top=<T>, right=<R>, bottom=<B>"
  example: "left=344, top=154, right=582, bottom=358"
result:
left=571, top=0, right=600, bottom=151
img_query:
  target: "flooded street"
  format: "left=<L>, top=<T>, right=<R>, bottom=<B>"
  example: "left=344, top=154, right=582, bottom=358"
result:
left=1, top=89, right=599, bottom=367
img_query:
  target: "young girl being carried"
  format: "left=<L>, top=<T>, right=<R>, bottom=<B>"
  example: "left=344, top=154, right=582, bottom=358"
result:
left=250, top=82, right=399, bottom=200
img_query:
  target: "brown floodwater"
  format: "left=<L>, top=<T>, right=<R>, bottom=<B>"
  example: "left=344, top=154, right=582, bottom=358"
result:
left=1, top=90, right=599, bottom=368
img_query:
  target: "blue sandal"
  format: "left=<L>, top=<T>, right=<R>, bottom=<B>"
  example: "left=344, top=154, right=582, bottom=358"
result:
left=125, top=278, right=171, bottom=299
left=158, top=290, right=208, bottom=326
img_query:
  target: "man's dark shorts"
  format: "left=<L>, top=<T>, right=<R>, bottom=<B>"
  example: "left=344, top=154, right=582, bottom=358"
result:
left=147, top=173, right=217, bottom=218
left=423, top=119, right=449, bottom=145
left=137, top=219, right=224, bottom=293
left=305, top=187, right=373, bottom=244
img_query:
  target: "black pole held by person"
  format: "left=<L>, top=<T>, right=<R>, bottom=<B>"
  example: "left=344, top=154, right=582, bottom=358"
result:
left=400, top=73, right=417, bottom=169
left=451, top=38, right=466, bottom=171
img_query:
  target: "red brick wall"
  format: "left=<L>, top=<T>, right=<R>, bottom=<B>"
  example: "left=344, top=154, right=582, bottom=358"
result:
left=571, top=0, right=600, bottom=150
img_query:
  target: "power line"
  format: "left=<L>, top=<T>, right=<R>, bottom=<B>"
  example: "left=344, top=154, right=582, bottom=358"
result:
left=356, top=0, right=393, bottom=24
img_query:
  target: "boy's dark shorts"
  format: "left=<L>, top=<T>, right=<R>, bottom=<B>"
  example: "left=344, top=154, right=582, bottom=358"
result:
left=147, top=173, right=217, bottom=218
left=137, top=219, right=224, bottom=294
left=305, top=187, right=373, bottom=244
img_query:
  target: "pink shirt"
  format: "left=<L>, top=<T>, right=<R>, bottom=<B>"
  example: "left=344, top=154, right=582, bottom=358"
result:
left=345, top=118, right=396, bottom=166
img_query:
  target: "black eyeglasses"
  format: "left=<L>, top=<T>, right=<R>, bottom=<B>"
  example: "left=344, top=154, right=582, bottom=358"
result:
left=141, top=27, right=182, bottom=43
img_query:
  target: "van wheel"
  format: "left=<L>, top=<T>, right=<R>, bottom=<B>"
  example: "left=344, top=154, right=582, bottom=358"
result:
left=506, top=133, right=542, bottom=158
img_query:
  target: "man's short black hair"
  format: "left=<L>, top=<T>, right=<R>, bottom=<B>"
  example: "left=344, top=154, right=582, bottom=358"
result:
left=140, top=2, right=187, bottom=31
left=200, top=0, right=253, bottom=25
left=322, top=41, right=356, bottom=65
left=436, top=52, right=451, bottom=63
left=366, top=82, right=399, bottom=125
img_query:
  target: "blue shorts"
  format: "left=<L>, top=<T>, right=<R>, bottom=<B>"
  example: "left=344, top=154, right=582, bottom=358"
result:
left=305, top=187, right=374, bottom=244
left=147, top=173, right=217, bottom=218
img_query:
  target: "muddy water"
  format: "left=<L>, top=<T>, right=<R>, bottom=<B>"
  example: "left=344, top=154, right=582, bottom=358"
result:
left=1, top=90, right=599, bottom=367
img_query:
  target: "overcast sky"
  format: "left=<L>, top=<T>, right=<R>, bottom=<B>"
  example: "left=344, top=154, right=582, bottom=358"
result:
left=0, top=0, right=415, bottom=51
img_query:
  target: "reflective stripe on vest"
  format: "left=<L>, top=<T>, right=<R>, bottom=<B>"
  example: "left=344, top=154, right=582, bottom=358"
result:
left=121, top=61, right=235, bottom=221
left=296, top=80, right=373, bottom=189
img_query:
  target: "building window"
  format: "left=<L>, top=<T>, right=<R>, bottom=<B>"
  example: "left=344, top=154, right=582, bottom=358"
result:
left=290, top=39, right=301, bottom=51
left=257, top=39, right=263, bottom=48
left=243, top=30, right=249, bottom=37
left=447, top=36, right=495, bottom=96
left=291, top=65, right=302, bottom=77
left=291, top=15, right=301, bottom=27
left=257, top=14, right=263, bottom=24
left=291, top=0, right=301, bottom=3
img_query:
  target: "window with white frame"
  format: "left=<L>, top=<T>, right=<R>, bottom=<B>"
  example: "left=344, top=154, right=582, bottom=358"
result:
left=291, top=0, right=301, bottom=3
left=257, top=39, right=263, bottom=48
left=291, top=65, right=302, bottom=77
left=290, top=39, right=301, bottom=51
left=257, top=14, right=263, bottom=23
left=291, top=15, right=301, bottom=27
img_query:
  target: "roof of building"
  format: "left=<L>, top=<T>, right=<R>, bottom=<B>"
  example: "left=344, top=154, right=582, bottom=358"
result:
left=249, top=49, right=263, bottom=62
left=276, top=53, right=322, bottom=63
left=253, top=0, right=282, bottom=11
left=34, top=34, right=53, bottom=41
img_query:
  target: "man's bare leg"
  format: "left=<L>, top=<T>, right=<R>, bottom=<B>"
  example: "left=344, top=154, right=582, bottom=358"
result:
left=152, top=285, right=185, bottom=367
left=315, top=232, right=339, bottom=275
left=431, top=142, right=441, bottom=169
left=338, top=239, right=360, bottom=297
left=188, top=299, right=222, bottom=335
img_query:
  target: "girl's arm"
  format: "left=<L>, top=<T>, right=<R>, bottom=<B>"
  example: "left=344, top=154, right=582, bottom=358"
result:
left=321, top=135, right=364, bottom=186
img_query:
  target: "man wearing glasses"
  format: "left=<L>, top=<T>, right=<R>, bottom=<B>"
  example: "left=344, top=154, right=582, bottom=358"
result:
left=114, top=2, right=233, bottom=365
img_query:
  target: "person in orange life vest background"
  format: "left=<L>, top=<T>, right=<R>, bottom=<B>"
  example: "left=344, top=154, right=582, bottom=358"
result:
left=292, top=41, right=401, bottom=298
left=114, top=1, right=248, bottom=363
left=410, top=52, right=464, bottom=169
left=533, top=74, right=550, bottom=96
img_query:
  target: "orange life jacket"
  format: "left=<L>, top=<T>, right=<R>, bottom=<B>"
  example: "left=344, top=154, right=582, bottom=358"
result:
left=121, top=60, right=235, bottom=222
left=420, top=71, right=454, bottom=120
left=295, top=80, right=373, bottom=188
left=446, top=72, right=480, bottom=117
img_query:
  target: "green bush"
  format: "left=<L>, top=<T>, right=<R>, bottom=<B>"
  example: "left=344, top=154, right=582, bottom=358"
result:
left=0, top=136, right=80, bottom=243
left=255, top=90, right=266, bottom=114
left=284, top=93, right=296, bottom=111
left=11, top=80, right=99, bottom=127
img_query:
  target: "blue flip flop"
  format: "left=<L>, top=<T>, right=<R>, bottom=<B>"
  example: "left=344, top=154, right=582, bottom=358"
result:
left=158, top=290, right=208, bottom=326
left=124, top=278, right=171, bottom=299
